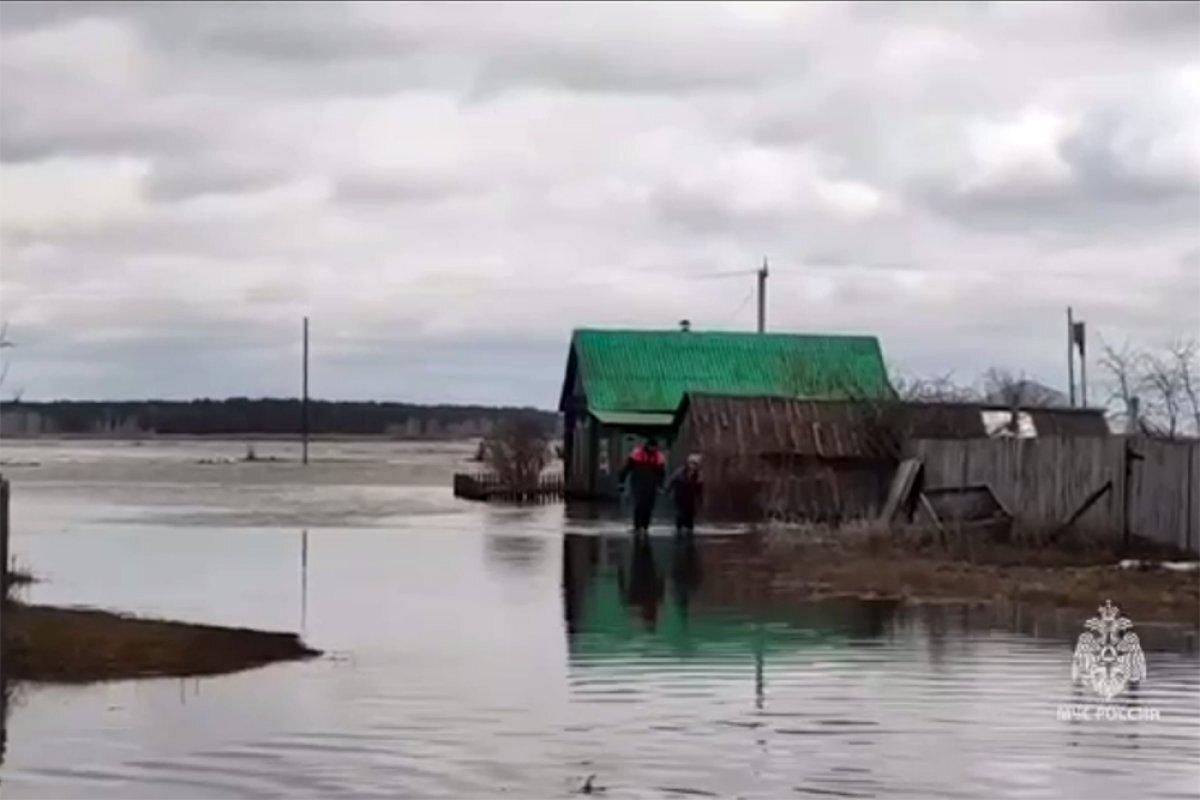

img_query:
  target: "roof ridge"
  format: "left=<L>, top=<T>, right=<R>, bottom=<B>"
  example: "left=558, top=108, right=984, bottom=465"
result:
left=571, top=327, right=880, bottom=340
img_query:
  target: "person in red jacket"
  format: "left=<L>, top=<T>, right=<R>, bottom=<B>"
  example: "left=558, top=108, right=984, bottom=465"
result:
left=618, top=436, right=666, bottom=533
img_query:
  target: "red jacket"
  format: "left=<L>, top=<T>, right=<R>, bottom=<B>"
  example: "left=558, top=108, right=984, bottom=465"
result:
left=620, top=447, right=666, bottom=499
left=629, top=447, right=665, bottom=467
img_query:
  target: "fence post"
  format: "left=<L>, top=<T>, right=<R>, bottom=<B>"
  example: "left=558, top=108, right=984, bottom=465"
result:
left=1188, top=443, right=1197, bottom=554
left=0, top=476, right=8, bottom=605
left=1121, top=438, right=1133, bottom=554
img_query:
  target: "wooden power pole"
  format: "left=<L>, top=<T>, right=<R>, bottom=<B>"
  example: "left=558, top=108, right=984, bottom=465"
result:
left=757, top=257, right=769, bottom=333
left=1067, top=307, right=1076, bottom=407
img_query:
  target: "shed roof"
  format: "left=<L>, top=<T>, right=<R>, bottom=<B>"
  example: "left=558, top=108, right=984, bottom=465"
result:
left=559, top=328, right=892, bottom=414
left=674, top=394, right=900, bottom=459
left=672, top=394, right=1111, bottom=458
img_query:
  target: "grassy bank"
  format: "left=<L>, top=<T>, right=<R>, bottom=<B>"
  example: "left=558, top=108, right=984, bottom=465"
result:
left=2, top=602, right=319, bottom=684
left=719, top=528, right=1200, bottom=628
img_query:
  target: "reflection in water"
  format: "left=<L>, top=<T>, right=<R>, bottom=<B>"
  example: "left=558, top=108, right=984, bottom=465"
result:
left=0, top=651, right=8, bottom=779
left=561, top=532, right=908, bottom=663
left=485, top=533, right=548, bottom=573
left=670, top=533, right=701, bottom=622
left=620, top=533, right=663, bottom=630
left=3, top=443, right=1198, bottom=800
left=300, top=530, right=308, bottom=633
left=561, top=534, right=596, bottom=636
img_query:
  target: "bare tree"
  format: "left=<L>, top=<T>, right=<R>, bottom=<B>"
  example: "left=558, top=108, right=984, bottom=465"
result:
left=889, top=370, right=978, bottom=403
left=0, top=321, right=12, bottom=389
left=1097, top=339, right=1147, bottom=433
left=981, top=368, right=1065, bottom=409
left=482, top=415, right=551, bottom=491
left=1098, top=336, right=1200, bottom=439
left=1143, top=349, right=1185, bottom=438
left=1168, top=338, right=1200, bottom=437
left=0, top=321, right=19, bottom=402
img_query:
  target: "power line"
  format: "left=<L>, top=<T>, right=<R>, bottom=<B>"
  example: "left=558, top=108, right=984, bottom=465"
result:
left=722, top=288, right=756, bottom=326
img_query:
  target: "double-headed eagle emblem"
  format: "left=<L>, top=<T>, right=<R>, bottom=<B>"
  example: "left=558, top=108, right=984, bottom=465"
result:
left=1071, top=600, right=1147, bottom=701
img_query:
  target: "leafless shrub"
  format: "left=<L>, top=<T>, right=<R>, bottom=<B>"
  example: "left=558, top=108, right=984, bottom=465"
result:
left=482, top=415, right=550, bottom=491
left=0, top=321, right=13, bottom=394
left=890, top=370, right=978, bottom=403
left=1098, top=339, right=1146, bottom=433
left=1098, top=336, right=1200, bottom=439
left=981, top=368, right=1064, bottom=409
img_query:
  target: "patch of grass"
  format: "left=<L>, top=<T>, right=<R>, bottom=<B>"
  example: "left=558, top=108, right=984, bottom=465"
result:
left=2, top=602, right=320, bottom=684
left=748, top=528, right=1200, bottom=627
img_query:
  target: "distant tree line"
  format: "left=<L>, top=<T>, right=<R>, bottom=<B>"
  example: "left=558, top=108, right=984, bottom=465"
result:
left=0, top=398, right=558, bottom=439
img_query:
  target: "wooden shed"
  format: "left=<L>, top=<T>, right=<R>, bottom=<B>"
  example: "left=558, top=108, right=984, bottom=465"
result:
left=557, top=328, right=893, bottom=501
left=669, top=394, right=1112, bottom=523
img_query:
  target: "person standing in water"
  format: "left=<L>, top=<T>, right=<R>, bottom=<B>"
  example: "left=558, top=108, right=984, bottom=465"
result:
left=618, top=436, right=666, bottom=533
left=668, top=454, right=704, bottom=534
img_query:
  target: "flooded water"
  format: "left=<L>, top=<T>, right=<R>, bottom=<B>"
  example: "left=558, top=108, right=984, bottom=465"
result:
left=1, top=439, right=1198, bottom=799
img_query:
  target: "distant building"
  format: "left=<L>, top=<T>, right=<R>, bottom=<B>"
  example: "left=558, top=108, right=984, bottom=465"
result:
left=557, top=327, right=892, bottom=500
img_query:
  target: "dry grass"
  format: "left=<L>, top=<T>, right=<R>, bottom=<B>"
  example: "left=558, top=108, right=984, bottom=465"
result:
left=2, top=602, right=320, bottom=684
left=745, top=525, right=1200, bottom=626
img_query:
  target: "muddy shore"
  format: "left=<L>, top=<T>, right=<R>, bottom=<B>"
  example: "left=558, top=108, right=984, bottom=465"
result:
left=2, top=602, right=319, bottom=684
left=685, top=529, right=1199, bottom=645
left=749, top=534, right=1200, bottom=628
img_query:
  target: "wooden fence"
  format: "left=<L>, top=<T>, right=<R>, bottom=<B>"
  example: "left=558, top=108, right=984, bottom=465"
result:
left=0, top=476, right=8, bottom=603
left=1, top=475, right=8, bottom=689
left=909, top=436, right=1199, bottom=553
left=453, top=471, right=565, bottom=503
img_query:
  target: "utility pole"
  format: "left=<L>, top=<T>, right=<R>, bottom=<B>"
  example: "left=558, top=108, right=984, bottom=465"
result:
left=1067, top=307, right=1076, bottom=407
left=302, top=316, right=310, bottom=466
left=757, top=257, right=769, bottom=333
left=1076, top=319, right=1088, bottom=407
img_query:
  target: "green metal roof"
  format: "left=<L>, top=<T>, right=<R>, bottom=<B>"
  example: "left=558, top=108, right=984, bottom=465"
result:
left=563, top=328, right=892, bottom=414
left=591, top=410, right=675, bottom=427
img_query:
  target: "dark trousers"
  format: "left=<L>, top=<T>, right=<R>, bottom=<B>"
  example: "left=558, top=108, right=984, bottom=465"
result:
left=675, top=507, right=696, bottom=533
left=632, top=497, right=655, bottom=531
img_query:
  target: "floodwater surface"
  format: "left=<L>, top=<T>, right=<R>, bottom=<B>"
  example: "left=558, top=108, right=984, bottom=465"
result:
left=1, top=440, right=1197, bottom=799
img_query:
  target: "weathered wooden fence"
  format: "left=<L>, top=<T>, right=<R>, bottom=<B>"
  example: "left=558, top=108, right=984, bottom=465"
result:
left=1, top=475, right=9, bottom=693
left=0, top=475, right=8, bottom=602
left=909, top=436, right=1199, bottom=553
left=453, top=471, right=565, bottom=503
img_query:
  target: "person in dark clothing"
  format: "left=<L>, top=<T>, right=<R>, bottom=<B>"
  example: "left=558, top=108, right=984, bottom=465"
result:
left=618, top=436, right=666, bottom=533
left=667, top=454, right=704, bottom=534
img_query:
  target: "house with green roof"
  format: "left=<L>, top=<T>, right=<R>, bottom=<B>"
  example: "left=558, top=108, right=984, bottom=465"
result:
left=557, top=327, right=893, bottom=500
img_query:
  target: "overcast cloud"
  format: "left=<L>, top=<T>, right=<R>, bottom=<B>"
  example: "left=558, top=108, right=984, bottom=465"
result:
left=1, top=1, right=1197, bottom=406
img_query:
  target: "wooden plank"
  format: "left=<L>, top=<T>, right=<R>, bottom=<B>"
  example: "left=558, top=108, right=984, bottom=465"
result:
left=879, top=458, right=922, bottom=522
left=0, top=476, right=8, bottom=606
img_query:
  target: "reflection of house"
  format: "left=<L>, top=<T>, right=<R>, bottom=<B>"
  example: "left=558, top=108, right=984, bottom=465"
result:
left=557, top=328, right=892, bottom=500
left=669, top=394, right=1111, bottom=522
left=561, top=533, right=901, bottom=664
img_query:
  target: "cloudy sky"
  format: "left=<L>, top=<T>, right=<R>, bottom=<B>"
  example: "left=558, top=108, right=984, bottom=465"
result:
left=1, top=1, right=1197, bottom=407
